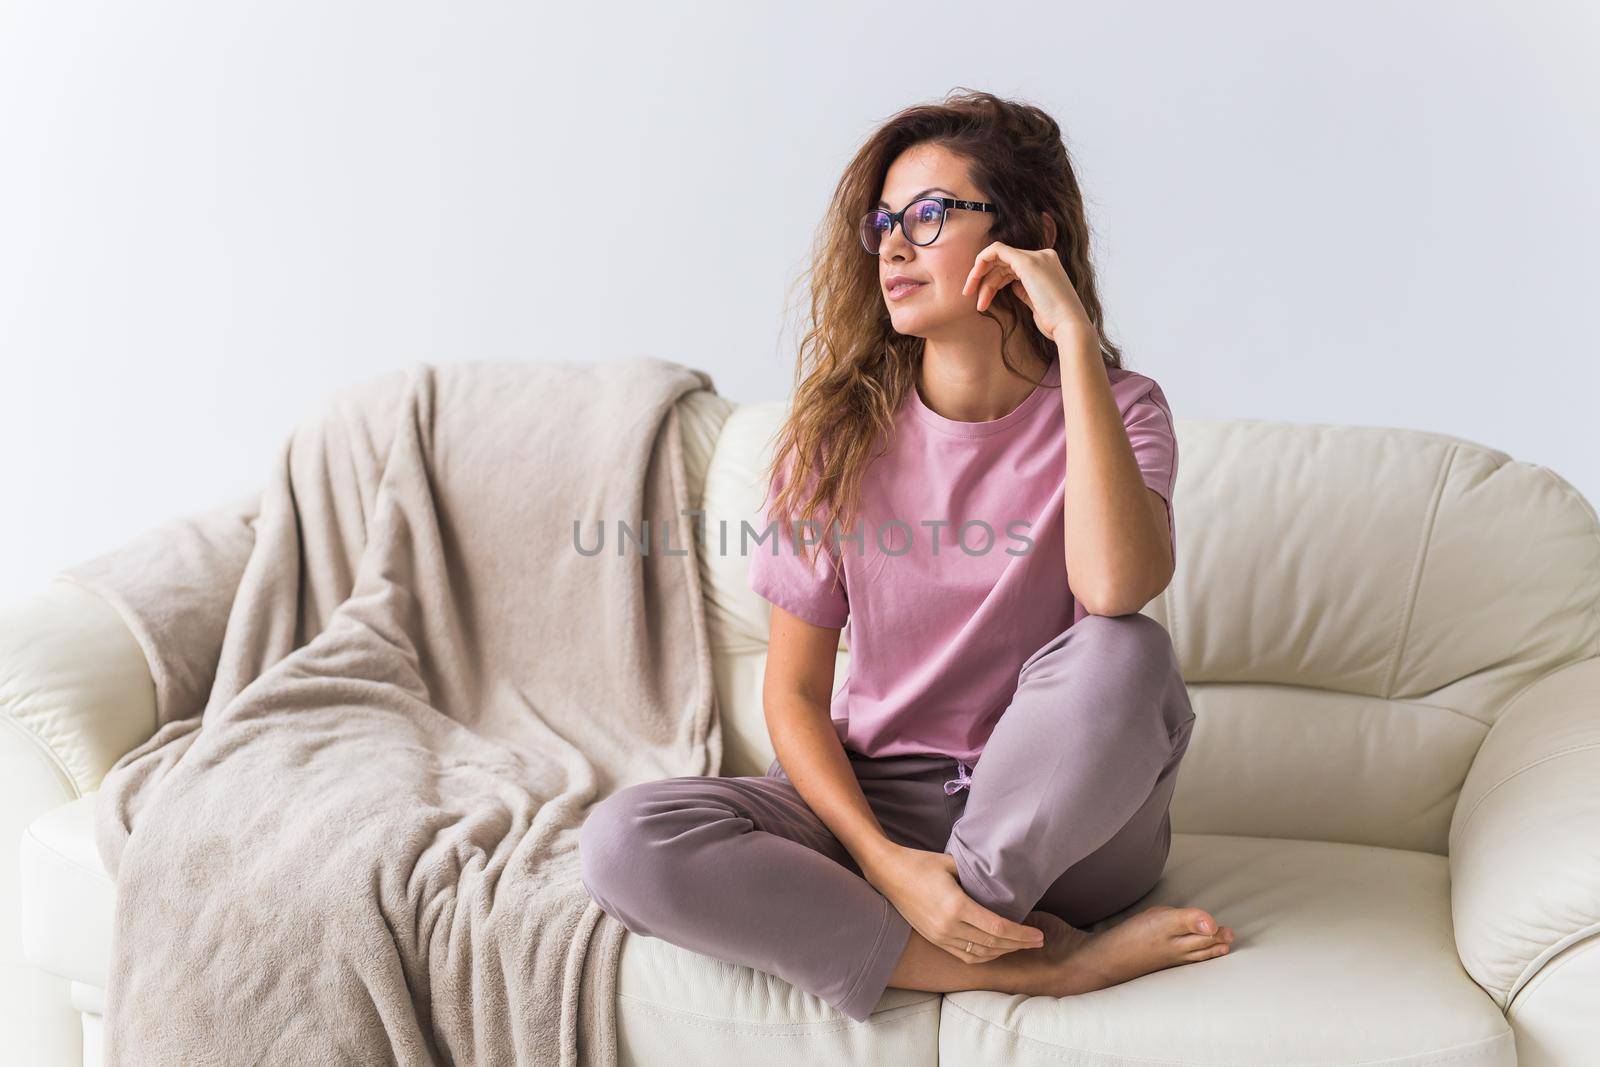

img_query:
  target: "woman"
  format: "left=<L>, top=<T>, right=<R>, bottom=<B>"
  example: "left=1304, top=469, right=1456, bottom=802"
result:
left=579, top=89, right=1233, bottom=1024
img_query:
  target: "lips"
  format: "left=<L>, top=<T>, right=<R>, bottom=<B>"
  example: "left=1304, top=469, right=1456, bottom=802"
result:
left=885, top=279, right=927, bottom=300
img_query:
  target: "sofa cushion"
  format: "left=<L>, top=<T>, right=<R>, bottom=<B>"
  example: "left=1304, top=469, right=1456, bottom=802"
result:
left=26, top=794, right=1515, bottom=1066
left=939, top=832, right=1516, bottom=1065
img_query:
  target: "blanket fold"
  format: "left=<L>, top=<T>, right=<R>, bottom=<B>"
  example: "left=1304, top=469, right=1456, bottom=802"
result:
left=58, top=357, right=721, bottom=1066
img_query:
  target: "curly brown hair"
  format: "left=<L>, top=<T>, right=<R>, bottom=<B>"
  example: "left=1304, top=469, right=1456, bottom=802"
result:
left=762, top=87, right=1124, bottom=585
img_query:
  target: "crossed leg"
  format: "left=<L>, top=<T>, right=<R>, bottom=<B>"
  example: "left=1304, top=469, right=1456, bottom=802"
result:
left=889, top=613, right=1231, bottom=1001
left=944, top=612, right=1197, bottom=923
left=579, top=613, right=1225, bottom=1024
left=577, top=752, right=944, bottom=1022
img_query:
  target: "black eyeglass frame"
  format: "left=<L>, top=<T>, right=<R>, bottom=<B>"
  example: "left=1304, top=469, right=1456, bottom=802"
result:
left=860, top=196, right=997, bottom=255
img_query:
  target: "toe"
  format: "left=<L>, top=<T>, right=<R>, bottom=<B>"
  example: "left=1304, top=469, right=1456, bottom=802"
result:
left=1185, top=908, right=1217, bottom=936
left=1183, top=939, right=1228, bottom=961
left=1175, top=932, right=1220, bottom=952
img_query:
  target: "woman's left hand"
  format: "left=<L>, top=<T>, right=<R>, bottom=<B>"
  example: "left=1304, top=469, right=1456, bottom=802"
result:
left=962, top=242, right=1095, bottom=346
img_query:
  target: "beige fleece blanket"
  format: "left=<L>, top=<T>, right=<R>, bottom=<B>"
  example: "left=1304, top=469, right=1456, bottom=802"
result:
left=57, top=357, right=721, bottom=1065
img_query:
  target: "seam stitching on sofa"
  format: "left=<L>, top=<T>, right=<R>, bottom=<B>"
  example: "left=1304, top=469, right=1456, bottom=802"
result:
left=1454, top=740, right=1600, bottom=845
left=1506, top=923, right=1600, bottom=1012
left=616, top=992, right=938, bottom=1035
left=1451, top=655, right=1600, bottom=855
left=941, top=995, right=1513, bottom=1065
left=1527, top=463, right=1600, bottom=662
left=1479, top=655, right=1600, bottom=746
left=1459, top=461, right=1600, bottom=745
left=1185, top=677, right=1493, bottom=723
left=1390, top=695, right=1491, bottom=728
left=22, top=820, right=113, bottom=883
left=1196, top=417, right=1511, bottom=461
left=0, top=712, right=79, bottom=799
left=54, top=572, right=171, bottom=732
left=1384, top=443, right=1457, bottom=700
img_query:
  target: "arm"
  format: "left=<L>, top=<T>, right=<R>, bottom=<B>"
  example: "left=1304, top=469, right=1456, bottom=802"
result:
left=747, top=459, right=903, bottom=873
left=760, top=603, right=1045, bottom=964
left=1057, top=335, right=1175, bottom=616
left=748, top=439, right=1053, bottom=962
left=760, top=604, right=899, bottom=876
left=1449, top=656, right=1600, bottom=1047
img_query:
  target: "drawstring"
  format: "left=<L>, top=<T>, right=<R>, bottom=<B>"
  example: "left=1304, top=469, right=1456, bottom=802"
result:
left=943, top=759, right=975, bottom=795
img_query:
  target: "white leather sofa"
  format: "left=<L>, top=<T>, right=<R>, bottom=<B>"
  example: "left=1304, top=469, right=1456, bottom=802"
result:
left=8, top=390, right=1600, bottom=1065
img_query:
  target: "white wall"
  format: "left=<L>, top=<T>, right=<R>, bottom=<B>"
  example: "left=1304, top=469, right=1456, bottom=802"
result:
left=3, top=0, right=1596, bottom=604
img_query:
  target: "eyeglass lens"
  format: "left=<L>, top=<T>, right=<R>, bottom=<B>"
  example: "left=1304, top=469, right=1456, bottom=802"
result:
left=860, top=198, right=945, bottom=253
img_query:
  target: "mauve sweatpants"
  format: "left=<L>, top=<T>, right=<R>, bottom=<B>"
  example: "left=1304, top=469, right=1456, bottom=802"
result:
left=577, top=611, right=1197, bottom=1023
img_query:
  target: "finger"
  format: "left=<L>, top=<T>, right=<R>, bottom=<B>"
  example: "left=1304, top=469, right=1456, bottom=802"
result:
left=977, top=268, right=1016, bottom=312
left=963, top=244, right=1007, bottom=295
left=955, top=936, right=1017, bottom=961
left=938, top=941, right=977, bottom=964
left=946, top=938, right=1004, bottom=963
left=956, top=923, right=1037, bottom=957
left=991, top=270, right=1017, bottom=310
left=938, top=935, right=1006, bottom=964
left=940, top=923, right=1033, bottom=965
left=973, top=266, right=1003, bottom=307
left=962, top=255, right=991, bottom=296
left=928, top=911, right=1027, bottom=960
left=962, top=905, right=1048, bottom=949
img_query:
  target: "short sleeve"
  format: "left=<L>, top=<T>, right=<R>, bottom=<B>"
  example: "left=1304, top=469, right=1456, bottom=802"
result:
left=1122, top=380, right=1178, bottom=566
left=746, top=453, right=849, bottom=629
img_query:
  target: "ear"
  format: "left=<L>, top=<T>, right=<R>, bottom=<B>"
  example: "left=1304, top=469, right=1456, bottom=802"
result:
left=1041, top=213, right=1057, bottom=248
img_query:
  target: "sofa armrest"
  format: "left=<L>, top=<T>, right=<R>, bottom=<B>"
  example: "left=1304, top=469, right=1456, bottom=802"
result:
left=2, top=488, right=259, bottom=793
left=0, top=581, right=158, bottom=797
left=1449, top=656, right=1600, bottom=1021
left=2, top=492, right=258, bottom=1059
left=1, top=579, right=161, bottom=1065
left=54, top=490, right=258, bottom=728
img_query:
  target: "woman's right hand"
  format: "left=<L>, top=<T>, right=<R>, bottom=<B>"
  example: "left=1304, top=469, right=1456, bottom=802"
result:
left=863, top=843, right=1046, bottom=964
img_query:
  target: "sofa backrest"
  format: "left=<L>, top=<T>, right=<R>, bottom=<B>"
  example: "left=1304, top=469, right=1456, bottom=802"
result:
left=680, top=392, right=1600, bottom=855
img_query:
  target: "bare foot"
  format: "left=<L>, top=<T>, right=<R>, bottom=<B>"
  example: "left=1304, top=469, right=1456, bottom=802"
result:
left=1017, top=906, right=1234, bottom=998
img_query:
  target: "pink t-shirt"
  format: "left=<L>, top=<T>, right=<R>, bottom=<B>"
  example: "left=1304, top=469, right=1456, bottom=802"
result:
left=747, top=356, right=1177, bottom=763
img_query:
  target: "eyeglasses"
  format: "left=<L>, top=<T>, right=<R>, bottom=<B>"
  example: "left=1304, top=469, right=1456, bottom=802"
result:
left=859, top=196, right=996, bottom=255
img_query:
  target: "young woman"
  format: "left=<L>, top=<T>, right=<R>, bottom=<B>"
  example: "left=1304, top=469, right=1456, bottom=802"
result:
left=579, top=89, right=1232, bottom=1023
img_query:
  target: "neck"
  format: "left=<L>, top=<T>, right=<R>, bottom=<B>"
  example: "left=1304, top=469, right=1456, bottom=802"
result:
left=918, top=332, right=1051, bottom=423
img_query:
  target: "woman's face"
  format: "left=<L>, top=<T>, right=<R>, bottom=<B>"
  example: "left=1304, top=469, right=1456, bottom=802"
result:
left=872, top=143, right=995, bottom=336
